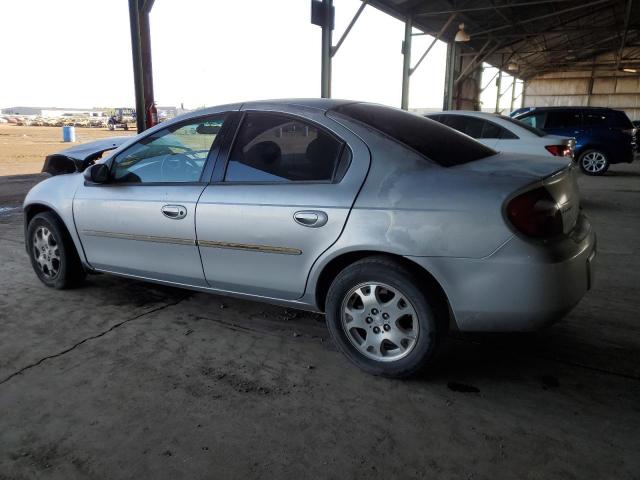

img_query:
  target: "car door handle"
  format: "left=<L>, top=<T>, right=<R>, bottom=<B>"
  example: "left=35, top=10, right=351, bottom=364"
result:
left=161, top=204, right=187, bottom=220
left=293, top=210, right=328, bottom=228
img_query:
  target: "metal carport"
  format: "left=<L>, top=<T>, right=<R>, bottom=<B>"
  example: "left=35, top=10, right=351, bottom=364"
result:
left=128, top=0, right=639, bottom=131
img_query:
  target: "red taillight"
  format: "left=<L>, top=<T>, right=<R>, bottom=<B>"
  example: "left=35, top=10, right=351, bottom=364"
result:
left=545, top=145, right=572, bottom=157
left=506, top=187, right=563, bottom=239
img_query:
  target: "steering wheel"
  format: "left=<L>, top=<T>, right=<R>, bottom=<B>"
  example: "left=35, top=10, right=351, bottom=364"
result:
left=160, top=153, right=201, bottom=181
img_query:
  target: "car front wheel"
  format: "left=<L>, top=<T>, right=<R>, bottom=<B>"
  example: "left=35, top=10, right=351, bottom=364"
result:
left=325, top=257, right=443, bottom=378
left=27, top=212, right=86, bottom=289
left=579, top=149, right=609, bottom=176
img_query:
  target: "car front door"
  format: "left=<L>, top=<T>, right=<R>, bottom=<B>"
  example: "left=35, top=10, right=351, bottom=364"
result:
left=73, top=113, right=232, bottom=286
left=195, top=109, right=369, bottom=300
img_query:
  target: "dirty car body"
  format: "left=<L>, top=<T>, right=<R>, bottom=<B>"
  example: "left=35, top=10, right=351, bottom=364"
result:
left=23, top=100, right=596, bottom=377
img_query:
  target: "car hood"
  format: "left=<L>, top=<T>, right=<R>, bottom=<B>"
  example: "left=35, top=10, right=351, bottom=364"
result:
left=454, top=152, right=571, bottom=180
left=42, top=137, right=129, bottom=176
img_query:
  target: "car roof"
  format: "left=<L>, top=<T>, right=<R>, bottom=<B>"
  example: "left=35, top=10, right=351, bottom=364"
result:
left=427, top=110, right=505, bottom=119
left=517, top=106, right=618, bottom=112
left=163, top=99, right=358, bottom=127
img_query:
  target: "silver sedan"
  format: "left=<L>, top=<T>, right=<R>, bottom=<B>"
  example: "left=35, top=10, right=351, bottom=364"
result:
left=24, top=99, right=596, bottom=378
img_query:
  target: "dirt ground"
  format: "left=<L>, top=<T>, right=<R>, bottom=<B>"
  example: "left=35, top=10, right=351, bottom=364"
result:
left=0, top=159, right=639, bottom=479
left=0, top=125, right=134, bottom=176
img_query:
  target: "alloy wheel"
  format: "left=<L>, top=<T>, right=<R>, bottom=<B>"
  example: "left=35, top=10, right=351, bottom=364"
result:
left=341, top=282, right=420, bottom=362
left=32, top=226, right=61, bottom=279
left=581, top=151, right=607, bottom=173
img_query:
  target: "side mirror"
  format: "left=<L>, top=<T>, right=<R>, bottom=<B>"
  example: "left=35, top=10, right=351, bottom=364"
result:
left=83, top=163, right=110, bottom=184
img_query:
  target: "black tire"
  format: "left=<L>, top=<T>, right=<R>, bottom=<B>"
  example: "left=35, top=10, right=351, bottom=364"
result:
left=578, top=149, right=609, bottom=176
left=325, top=256, right=444, bottom=378
left=27, top=212, right=86, bottom=289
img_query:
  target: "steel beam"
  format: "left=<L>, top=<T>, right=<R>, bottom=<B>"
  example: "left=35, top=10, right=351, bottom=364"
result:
left=320, top=0, right=334, bottom=98
left=410, top=13, right=455, bottom=75
left=128, top=0, right=146, bottom=132
left=616, top=0, right=634, bottom=70
left=495, top=69, right=503, bottom=114
left=454, top=40, right=497, bottom=85
left=332, top=0, right=368, bottom=57
left=510, top=77, right=517, bottom=112
left=443, top=42, right=456, bottom=110
left=139, top=0, right=154, bottom=129
left=415, top=0, right=573, bottom=16
left=471, top=0, right=612, bottom=37
left=401, top=15, right=412, bottom=110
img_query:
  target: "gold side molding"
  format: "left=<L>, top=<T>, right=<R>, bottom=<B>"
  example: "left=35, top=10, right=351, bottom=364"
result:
left=197, top=240, right=302, bottom=255
left=81, top=230, right=196, bottom=246
left=81, top=230, right=302, bottom=255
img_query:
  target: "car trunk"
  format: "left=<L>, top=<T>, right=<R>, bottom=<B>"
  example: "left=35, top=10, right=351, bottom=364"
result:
left=456, top=152, right=580, bottom=235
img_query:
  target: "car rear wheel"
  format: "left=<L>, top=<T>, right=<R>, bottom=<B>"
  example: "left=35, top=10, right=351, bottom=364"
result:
left=325, top=257, right=443, bottom=378
left=579, top=149, right=609, bottom=176
left=27, top=212, right=86, bottom=289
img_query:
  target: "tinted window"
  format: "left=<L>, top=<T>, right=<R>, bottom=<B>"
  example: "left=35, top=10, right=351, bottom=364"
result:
left=333, top=103, right=494, bottom=166
left=441, top=115, right=516, bottom=139
left=602, top=110, right=632, bottom=129
left=112, top=116, right=224, bottom=183
left=518, top=112, right=546, bottom=129
left=225, top=113, right=343, bottom=183
left=500, top=115, right=545, bottom=137
left=546, top=110, right=582, bottom=129
left=480, top=120, right=502, bottom=139
left=583, top=112, right=608, bottom=126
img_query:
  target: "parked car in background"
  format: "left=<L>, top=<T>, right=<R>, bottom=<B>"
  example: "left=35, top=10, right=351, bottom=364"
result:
left=632, top=120, right=640, bottom=129
left=511, top=107, right=637, bottom=175
left=23, top=100, right=595, bottom=378
left=426, top=111, right=575, bottom=159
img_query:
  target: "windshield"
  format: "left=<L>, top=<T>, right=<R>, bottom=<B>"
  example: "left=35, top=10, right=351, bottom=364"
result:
left=331, top=103, right=495, bottom=167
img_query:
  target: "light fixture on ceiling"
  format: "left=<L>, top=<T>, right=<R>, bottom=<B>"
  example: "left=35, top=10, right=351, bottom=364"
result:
left=623, top=68, right=638, bottom=73
left=507, top=62, right=519, bottom=72
left=454, top=23, right=470, bottom=42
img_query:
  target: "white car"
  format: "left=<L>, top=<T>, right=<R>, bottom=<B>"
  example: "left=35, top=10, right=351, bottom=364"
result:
left=426, top=111, right=575, bottom=159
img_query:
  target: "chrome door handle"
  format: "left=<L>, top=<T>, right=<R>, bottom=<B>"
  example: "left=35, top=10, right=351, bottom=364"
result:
left=161, top=204, right=187, bottom=220
left=294, top=210, right=328, bottom=228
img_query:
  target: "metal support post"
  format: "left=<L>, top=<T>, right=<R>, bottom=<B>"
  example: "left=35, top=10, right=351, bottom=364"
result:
left=320, top=0, right=334, bottom=98
left=129, top=0, right=146, bottom=132
left=510, top=77, right=517, bottom=112
left=401, top=15, right=413, bottom=110
left=139, top=0, right=155, bottom=129
left=443, top=42, right=456, bottom=110
left=495, top=69, right=503, bottom=113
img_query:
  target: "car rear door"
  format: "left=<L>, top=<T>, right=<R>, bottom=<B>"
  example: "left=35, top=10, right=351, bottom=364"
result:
left=73, top=112, right=234, bottom=286
left=195, top=108, right=369, bottom=300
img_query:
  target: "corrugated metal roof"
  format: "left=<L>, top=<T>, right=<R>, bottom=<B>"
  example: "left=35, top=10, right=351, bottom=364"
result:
left=365, top=0, right=639, bottom=78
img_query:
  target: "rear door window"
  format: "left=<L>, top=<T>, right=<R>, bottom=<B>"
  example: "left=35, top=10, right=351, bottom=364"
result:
left=546, top=111, right=582, bottom=129
left=441, top=115, right=483, bottom=138
left=225, top=112, right=344, bottom=183
left=481, top=121, right=518, bottom=139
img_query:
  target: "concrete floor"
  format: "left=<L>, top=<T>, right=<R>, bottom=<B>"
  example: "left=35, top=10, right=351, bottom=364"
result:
left=0, top=164, right=639, bottom=480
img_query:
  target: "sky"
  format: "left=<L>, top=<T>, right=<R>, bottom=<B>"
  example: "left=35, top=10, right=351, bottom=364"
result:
left=0, top=0, right=519, bottom=112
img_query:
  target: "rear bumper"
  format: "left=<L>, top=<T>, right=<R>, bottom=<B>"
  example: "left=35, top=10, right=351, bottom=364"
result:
left=408, top=214, right=596, bottom=332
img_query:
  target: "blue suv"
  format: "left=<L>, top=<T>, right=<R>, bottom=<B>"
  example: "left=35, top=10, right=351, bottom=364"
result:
left=511, top=107, right=637, bottom=175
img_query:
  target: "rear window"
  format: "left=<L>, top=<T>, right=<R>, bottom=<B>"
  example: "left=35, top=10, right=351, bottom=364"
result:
left=331, top=103, right=495, bottom=167
left=603, top=110, right=633, bottom=129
